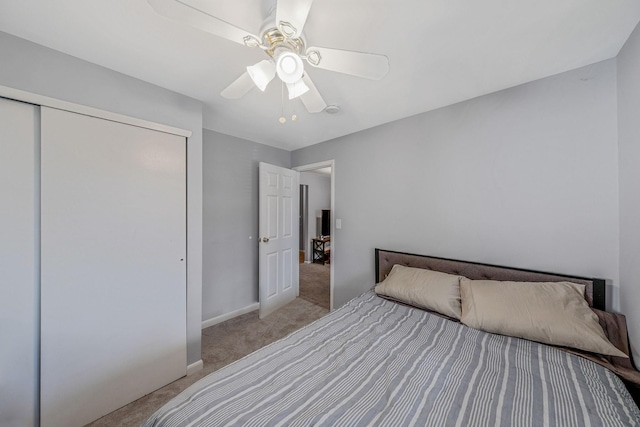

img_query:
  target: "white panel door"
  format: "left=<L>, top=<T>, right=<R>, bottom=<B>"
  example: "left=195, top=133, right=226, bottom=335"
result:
left=40, top=107, right=187, bottom=427
left=0, top=98, right=39, bottom=427
left=259, top=162, right=299, bottom=318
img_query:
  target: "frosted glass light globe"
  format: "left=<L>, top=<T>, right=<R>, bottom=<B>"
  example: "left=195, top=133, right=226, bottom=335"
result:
left=281, top=56, right=296, bottom=74
left=276, top=52, right=304, bottom=84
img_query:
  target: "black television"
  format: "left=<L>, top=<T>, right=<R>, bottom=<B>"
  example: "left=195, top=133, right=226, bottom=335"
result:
left=321, top=209, right=330, bottom=237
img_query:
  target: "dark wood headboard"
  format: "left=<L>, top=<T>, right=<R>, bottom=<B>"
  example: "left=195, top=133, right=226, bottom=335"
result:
left=375, top=248, right=606, bottom=311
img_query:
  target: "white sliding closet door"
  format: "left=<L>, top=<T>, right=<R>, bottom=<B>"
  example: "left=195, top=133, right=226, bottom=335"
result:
left=0, top=98, right=39, bottom=427
left=40, top=107, right=187, bottom=427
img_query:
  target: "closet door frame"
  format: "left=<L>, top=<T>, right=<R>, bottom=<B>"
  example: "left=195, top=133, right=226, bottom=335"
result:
left=0, top=85, right=194, bottom=427
left=0, top=86, right=191, bottom=138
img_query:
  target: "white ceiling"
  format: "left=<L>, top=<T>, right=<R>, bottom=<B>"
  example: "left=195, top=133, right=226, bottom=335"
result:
left=1, top=0, right=639, bottom=151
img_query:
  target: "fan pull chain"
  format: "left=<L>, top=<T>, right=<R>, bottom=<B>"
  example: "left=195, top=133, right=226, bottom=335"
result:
left=279, top=82, right=286, bottom=124
left=291, top=96, right=297, bottom=121
left=278, top=81, right=300, bottom=123
left=291, top=81, right=297, bottom=121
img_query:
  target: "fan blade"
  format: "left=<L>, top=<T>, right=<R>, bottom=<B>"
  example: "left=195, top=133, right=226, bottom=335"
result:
left=221, top=72, right=255, bottom=99
left=148, top=0, right=261, bottom=47
left=305, top=46, right=389, bottom=80
left=276, top=0, right=314, bottom=39
left=299, top=74, right=326, bottom=113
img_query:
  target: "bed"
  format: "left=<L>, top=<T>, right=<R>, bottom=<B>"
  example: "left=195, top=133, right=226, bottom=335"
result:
left=143, top=249, right=640, bottom=426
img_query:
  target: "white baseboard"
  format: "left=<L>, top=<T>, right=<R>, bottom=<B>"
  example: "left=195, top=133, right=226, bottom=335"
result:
left=187, top=359, right=203, bottom=376
left=201, top=302, right=260, bottom=329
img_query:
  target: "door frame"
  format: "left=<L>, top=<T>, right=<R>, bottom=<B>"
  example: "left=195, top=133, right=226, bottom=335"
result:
left=294, top=160, right=335, bottom=311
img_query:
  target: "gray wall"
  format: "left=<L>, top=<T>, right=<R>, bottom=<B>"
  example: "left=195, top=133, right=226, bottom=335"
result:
left=202, top=129, right=290, bottom=321
left=300, top=172, right=331, bottom=261
left=0, top=31, right=204, bottom=366
left=292, top=60, right=620, bottom=311
left=617, top=21, right=640, bottom=359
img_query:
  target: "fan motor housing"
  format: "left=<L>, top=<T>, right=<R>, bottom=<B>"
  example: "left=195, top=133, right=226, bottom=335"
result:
left=262, top=28, right=305, bottom=58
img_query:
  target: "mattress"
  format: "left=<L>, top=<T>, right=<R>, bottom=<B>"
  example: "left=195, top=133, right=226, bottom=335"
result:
left=143, top=291, right=640, bottom=426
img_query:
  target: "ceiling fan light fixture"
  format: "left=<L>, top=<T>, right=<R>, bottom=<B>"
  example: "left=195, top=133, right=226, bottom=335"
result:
left=286, top=79, right=309, bottom=100
left=246, top=60, right=276, bottom=92
left=149, top=0, right=390, bottom=114
left=276, top=51, right=304, bottom=84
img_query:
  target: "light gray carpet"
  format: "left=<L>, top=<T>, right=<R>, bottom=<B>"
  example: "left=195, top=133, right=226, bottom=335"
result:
left=86, top=298, right=328, bottom=427
left=299, top=262, right=330, bottom=310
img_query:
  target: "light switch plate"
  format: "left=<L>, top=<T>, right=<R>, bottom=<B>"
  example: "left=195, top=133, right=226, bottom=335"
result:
left=336, top=219, right=342, bottom=229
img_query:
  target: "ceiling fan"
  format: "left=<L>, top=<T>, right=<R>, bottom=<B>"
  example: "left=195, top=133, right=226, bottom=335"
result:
left=147, top=0, right=390, bottom=113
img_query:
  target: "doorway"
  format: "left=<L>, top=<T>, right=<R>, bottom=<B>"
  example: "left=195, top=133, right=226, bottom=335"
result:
left=294, top=161, right=334, bottom=311
left=299, top=184, right=308, bottom=264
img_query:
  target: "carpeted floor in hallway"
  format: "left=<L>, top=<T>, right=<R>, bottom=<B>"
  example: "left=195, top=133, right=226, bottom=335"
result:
left=87, top=298, right=328, bottom=426
left=298, top=261, right=330, bottom=310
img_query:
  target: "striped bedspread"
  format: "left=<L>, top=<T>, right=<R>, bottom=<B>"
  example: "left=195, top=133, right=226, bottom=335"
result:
left=143, top=291, right=640, bottom=426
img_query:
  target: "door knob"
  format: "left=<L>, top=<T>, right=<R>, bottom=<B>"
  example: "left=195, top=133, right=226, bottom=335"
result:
left=261, top=237, right=270, bottom=243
